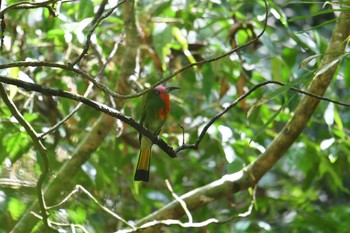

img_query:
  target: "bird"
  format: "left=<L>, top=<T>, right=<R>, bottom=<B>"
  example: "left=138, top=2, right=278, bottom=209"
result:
left=134, top=85, right=180, bottom=182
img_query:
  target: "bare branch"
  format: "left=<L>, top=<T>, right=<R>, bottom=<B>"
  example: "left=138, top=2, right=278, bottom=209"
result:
left=2, top=75, right=350, bottom=159
left=0, top=61, right=120, bottom=98
left=45, top=185, right=135, bottom=229
left=0, top=0, right=76, bottom=17
left=38, top=82, right=94, bottom=138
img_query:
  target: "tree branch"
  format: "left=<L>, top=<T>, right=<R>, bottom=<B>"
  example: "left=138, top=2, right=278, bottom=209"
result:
left=2, top=76, right=350, bottom=160
left=38, top=36, right=123, bottom=138
left=0, top=75, right=176, bottom=157
left=0, top=84, right=56, bottom=231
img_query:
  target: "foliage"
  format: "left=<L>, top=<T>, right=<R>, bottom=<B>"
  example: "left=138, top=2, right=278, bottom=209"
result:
left=0, top=0, right=350, bottom=232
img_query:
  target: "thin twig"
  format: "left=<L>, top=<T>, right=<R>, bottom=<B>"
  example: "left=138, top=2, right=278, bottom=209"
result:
left=70, top=0, right=127, bottom=66
left=238, top=185, right=256, bottom=218
left=165, top=179, right=193, bottom=223
left=178, top=124, right=185, bottom=145
left=0, top=0, right=76, bottom=17
left=32, top=37, right=123, bottom=138
left=46, top=185, right=135, bottom=229
left=0, top=61, right=119, bottom=98
left=96, top=37, right=124, bottom=78
left=31, top=211, right=89, bottom=233
left=45, top=186, right=80, bottom=210
left=38, top=82, right=93, bottom=138
left=0, top=84, right=55, bottom=231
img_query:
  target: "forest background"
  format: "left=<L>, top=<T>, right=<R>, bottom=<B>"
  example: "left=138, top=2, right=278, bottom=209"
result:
left=0, top=0, right=350, bottom=232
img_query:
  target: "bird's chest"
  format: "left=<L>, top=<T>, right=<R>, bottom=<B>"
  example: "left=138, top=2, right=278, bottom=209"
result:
left=158, top=106, right=169, bottom=120
left=142, top=95, right=169, bottom=133
left=143, top=113, right=166, bottom=134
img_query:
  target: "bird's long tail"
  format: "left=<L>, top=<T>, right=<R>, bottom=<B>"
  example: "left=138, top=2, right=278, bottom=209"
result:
left=134, top=145, right=151, bottom=182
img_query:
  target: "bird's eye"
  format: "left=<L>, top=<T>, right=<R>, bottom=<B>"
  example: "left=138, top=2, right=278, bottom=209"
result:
left=155, top=90, right=160, bottom=95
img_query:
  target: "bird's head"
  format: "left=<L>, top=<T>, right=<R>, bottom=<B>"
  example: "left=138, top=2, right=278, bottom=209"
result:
left=145, top=85, right=180, bottom=119
left=154, top=85, right=180, bottom=95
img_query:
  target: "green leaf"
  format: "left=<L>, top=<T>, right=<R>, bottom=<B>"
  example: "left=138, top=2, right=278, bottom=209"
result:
left=288, top=9, right=337, bottom=23
left=319, top=155, right=349, bottom=193
left=153, top=24, right=173, bottom=70
left=315, top=54, right=346, bottom=77
left=333, top=106, right=343, bottom=132
left=202, top=64, right=215, bottom=99
left=4, top=132, right=30, bottom=161
left=344, top=58, right=350, bottom=88
left=8, top=198, right=27, bottom=220
left=68, top=206, right=87, bottom=224
left=172, top=27, right=196, bottom=64
left=227, top=157, right=244, bottom=174
left=270, top=56, right=290, bottom=81
left=265, top=71, right=312, bottom=100
left=282, top=47, right=298, bottom=68
left=172, top=27, right=188, bottom=50
left=78, top=0, right=94, bottom=20
left=23, top=113, right=39, bottom=122
left=269, top=0, right=288, bottom=27
left=296, top=18, right=337, bottom=33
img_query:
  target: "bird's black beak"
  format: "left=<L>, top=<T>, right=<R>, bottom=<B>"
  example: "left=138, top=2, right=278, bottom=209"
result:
left=165, top=86, right=180, bottom=93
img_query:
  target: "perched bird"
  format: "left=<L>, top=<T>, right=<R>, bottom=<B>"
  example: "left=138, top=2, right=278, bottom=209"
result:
left=134, top=85, right=180, bottom=182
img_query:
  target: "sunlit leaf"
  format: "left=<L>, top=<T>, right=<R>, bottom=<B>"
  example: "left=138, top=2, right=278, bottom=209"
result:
left=68, top=206, right=87, bottom=224
left=23, top=113, right=39, bottom=122
left=8, top=67, right=19, bottom=99
left=333, top=106, right=343, bottom=132
left=269, top=1, right=289, bottom=27
left=324, top=102, right=334, bottom=126
left=4, top=132, right=30, bottom=161
left=315, top=54, right=346, bottom=77
left=172, top=27, right=196, bottom=64
left=8, top=198, right=26, bottom=221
